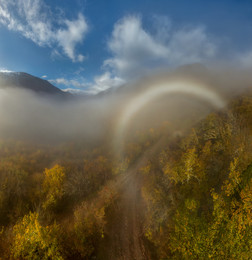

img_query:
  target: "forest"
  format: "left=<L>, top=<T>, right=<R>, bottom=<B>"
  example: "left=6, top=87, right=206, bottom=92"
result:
left=0, top=89, right=251, bottom=259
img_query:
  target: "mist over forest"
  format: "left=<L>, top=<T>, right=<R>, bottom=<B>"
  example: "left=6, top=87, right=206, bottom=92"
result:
left=0, top=0, right=252, bottom=259
left=0, top=65, right=251, bottom=259
left=0, top=66, right=251, bottom=142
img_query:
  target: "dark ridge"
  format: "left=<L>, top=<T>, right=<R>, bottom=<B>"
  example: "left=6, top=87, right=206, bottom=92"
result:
left=0, top=72, right=71, bottom=98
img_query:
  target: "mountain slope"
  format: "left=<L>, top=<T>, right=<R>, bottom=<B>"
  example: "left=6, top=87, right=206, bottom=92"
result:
left=0, top=72, right=70, bottom=97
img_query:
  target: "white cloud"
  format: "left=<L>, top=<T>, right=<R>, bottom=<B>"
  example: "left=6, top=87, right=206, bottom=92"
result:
left=0, top=0, right=88, bottom=62
left=0, top=69, right=13, bottom=73
left=62, top=88, right=88, bottom=95
left=56, top=14, right=88, bottom=62
left=49, top=72, right=125, bottom=95
left=41, top=75, right=47, bottom=78
left=49, top=77, right=88, bottom=89
left=104, top=15, right=217, bottom=79
left=90, top=72, right=125, bottom=94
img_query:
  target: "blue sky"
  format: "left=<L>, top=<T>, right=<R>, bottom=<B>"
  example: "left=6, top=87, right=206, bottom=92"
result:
left=0, top=0, right=252, bottom=94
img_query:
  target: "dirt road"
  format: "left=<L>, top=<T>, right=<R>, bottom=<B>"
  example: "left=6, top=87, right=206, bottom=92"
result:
left=99, top=137, right=167, bottom=260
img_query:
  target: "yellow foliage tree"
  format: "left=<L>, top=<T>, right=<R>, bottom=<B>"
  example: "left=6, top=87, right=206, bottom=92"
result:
left=11, top=212, right=63, bottom=259
left=42, top=165, right=66, bottom=211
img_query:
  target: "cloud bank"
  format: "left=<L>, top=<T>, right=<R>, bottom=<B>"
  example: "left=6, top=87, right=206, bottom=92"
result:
left=1, top=66, right=252, bottom=143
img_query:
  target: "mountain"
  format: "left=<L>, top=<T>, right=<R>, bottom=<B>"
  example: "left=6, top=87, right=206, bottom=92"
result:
left=0, top=71, right=70, bottom=97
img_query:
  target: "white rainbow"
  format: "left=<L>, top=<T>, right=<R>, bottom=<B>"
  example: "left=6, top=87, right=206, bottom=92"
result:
left=114, top=80, right=226, bottom=156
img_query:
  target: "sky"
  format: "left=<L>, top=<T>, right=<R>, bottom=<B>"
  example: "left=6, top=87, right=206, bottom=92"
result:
left=0, top=0, right=252, bottom=94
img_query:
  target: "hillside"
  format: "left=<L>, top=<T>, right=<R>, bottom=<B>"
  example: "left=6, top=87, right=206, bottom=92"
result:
left=0, top=72, right=70, bottom=97
left=0, top=89, right=251, bottom=259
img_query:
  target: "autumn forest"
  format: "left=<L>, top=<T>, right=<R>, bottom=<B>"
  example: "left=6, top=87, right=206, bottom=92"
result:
left=0, top=85, right=251, bottom=259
